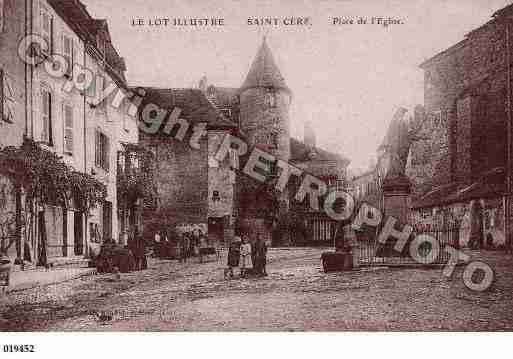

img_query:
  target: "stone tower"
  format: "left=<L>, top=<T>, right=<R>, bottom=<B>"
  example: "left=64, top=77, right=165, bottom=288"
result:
left=237, top=38, right=292, bottom=244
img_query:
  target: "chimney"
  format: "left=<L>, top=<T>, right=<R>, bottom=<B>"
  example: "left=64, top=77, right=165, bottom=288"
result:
left=304, top=122, right=316, bottom=148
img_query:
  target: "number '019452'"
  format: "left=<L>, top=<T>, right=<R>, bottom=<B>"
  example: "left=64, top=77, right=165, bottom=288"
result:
left=3, top=345, right=35, bottom=353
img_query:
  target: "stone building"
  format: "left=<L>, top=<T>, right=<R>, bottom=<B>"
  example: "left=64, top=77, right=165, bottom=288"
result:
left=405, top=4, right=513, bottom=248
left=0, top=0, right=28, bottom=259
left=139, top=38, right=349, bottom=246
left=0, top=0, right=138, bottom=265
left=137, top=88, right=239, bottom=244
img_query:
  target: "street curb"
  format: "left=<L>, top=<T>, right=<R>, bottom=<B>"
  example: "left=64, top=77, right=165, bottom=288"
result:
left=5, top=268, right=98, bottom=294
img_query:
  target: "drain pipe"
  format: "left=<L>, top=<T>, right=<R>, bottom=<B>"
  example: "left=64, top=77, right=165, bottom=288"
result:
left=506, top=20, right=512, bottom=251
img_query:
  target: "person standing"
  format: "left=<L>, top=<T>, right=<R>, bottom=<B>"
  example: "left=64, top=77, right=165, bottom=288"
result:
left=254, top=234, right=268, bottom=276
left=239, top=236, right=252, bottom=278
left=179, top=232, right=190, bottom=263
left=225, top=236, right=241, bottom=279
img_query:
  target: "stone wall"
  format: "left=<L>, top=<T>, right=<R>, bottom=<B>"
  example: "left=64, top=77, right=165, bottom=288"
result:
left=408, top=19, right=510, bottom=197
left=146, top=135, right=209, bottom=228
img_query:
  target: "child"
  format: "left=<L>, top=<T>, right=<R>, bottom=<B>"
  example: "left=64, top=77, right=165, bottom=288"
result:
left=239, top=236, right=252, bottom=278
left=224, top=236, right=241, bottom=279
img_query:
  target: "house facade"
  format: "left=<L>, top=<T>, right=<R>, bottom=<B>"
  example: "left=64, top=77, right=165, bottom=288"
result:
left=0, top=0, right=138, bottom=266
left=0, top=0, right=28, bottom=259
left=137, top=87, right=239, bottom=245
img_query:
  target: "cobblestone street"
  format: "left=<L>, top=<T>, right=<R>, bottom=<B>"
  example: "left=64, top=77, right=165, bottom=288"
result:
left=1, top=248, right=512, bottom=331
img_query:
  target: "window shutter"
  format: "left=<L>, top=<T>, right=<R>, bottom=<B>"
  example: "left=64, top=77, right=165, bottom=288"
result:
left=87, top=74, right=96, bottom=98
left=0, top=69, right=4, bottom=122
left=41, top=90, right=49, bottom=142
left=50, top=17, right=54, bottom=53
left=41, top=10, right=51, bottom=53
left=95, top=130, right=100, bottom=167
left=63, top=105, right=73, bottom=154
left=105, top=136, right=110, bottom=171
left=62, top=35, right=74, bottom=77
left=48, top=92, right=53, bottom=145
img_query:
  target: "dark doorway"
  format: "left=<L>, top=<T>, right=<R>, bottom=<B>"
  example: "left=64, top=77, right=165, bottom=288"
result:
left=74, top=211, right=83, bottom=255
left=103, top=201, right=113, bottom=242
left=37, top=211, right=47, bottom=267
left=62, top=210, right=68, bottom=257
left=208, top=217, right=224, bottom=246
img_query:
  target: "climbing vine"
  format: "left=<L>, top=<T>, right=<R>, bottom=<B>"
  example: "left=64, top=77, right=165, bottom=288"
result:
left=0, top=138, right=106, bottom=255
left=116, top=142, right=157, bottom=211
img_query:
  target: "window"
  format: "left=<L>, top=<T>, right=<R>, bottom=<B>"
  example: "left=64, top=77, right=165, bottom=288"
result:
left=128, top=152, right=139, bottom=170
left=269, top=131, right=279, bottom=149
left=220, top=108, right=231, bottom=118
left=62, top=34, right=73, bottom=78
left=0, top=0, right=5, bottom=33
left=265, top=88, right=276, bottom=108
left=117, top=151, right=125, bottom=172
left=271, top=116, right=280, bottom=130
left=1, top=70, right=14, bottom=123
left=40, top=6, right=53, bottom=54
left=63, top=104, right=73, bottom=155
left=95, top=130, right=110, bottom=171
left=41, top=87, right=52, bottom=145
left=212, top=190, right=220, bottom=202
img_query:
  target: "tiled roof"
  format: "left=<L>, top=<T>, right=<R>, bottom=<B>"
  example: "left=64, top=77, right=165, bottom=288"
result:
left=411, top=167, right=505, bottom=208
left=240, top=38, right=289, bottom=92
left=138, top=88, right=238, bottom=130
left=47, top=1, right=126, bottom=85
left=207, top=87, right=239, bottom=109
left=290, top=138, right=349, bottom=164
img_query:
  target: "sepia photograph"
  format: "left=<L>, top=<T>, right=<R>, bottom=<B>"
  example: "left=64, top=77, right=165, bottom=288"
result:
left=0, top=0, right=512, bottom=353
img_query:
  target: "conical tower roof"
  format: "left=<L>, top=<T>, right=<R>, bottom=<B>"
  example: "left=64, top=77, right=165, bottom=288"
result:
left=240, top=38, right=289, bottom=92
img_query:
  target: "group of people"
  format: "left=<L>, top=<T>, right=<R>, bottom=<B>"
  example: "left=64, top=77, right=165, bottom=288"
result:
left=178, top=227, right=207, bottom=263
left=225, top=234, right=268, bottom=279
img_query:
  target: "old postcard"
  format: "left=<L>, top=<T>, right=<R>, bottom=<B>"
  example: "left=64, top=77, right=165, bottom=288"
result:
left=0, top=0, right=513, bottom=348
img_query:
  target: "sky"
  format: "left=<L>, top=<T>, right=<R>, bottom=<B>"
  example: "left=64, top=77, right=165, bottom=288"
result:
left=82, top=0, right=511, bottom=171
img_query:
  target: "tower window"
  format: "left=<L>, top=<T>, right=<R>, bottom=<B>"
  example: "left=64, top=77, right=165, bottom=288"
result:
left=212, top=190, right=220, bottom=202
left=269, top=132, right=279, bottom=149
left=265, top=88, right=276, bottom=108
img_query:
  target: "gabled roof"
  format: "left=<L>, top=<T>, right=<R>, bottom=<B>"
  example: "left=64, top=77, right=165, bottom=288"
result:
left=137, top=87, right=238, bottom=130
left=46, top=1, right=127, bottom=86
left=290, top=138, right=349, bottom=165
left=240, top=38, right=289, bottom=92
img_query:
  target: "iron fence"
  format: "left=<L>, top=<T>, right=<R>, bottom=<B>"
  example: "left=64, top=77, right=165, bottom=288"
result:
left=355, top=220, right=461, bottom=266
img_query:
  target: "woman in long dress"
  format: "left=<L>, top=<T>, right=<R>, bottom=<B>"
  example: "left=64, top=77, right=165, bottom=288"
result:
left=239, top=236, right=252, bottom=278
